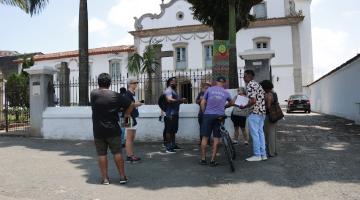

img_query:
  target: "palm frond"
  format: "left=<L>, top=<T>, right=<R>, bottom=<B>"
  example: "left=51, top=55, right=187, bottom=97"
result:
left=0, top=0, right=48, bottom=15
left=127, top=53, right=143, bottom=75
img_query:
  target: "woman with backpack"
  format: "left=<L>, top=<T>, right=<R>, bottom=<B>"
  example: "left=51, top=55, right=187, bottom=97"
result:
left=230, top=87, right=250, bottom=145
left=260, top=80, right=278, bottom=157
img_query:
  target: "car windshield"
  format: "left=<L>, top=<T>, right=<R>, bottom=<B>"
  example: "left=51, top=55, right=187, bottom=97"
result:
left=290, top=95, right=308, bottom=100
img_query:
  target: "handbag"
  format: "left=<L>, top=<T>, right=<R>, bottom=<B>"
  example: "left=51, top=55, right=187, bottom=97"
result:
left=268, top=102, right=284, bottom=123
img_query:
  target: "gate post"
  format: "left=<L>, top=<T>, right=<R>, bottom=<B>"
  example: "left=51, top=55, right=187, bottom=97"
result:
left=24, top=65, right=57, bottom=137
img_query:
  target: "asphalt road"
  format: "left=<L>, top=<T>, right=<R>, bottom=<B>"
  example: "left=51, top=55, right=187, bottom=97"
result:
left=0, top=112, right=359, bottom=200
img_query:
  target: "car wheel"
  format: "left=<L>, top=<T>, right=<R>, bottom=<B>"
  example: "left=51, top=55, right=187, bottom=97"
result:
left=308, top=110, right=311, bottom=113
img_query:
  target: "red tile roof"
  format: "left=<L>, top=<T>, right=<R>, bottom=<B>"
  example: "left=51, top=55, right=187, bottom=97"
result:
left=33, top=45, right=135, bottom=61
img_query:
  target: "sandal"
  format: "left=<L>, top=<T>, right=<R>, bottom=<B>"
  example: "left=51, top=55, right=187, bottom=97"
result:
left=210, top=160, right=219, bottom=167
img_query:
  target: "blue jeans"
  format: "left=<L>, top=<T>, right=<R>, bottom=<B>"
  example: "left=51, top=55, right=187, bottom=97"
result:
left=248, top=114, right=266, bottom=156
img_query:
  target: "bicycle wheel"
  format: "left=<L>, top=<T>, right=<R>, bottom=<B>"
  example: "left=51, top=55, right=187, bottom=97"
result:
left=224, top=131, right=236, bottom=160
left=222, top=137, right=235, bottom=172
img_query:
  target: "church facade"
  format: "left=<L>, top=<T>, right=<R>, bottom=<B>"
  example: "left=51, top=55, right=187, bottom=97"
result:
left=130, top=0, right=314, bottom=102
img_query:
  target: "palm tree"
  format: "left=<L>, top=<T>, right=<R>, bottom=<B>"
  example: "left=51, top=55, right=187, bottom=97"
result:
left=78, top=0, right=89, bottom=106
left=2, top=0, right=90, bottom=106
left=0, top=0, right=48, bottom=15
left=128, top=44, right=160, bottom=104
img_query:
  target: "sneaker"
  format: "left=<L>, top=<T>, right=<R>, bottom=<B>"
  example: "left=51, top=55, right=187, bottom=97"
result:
left=165, top=148, right=176, bottom=154
left=244, top=141, right=249, bottom=145
left=199, top=159, right=208, bottom=165
left=173, top=144, right=184, bottom=151
left=209, top=160, right=219, bottom=167
left=101, top=178, right=110, bottom=185
left=232, top=140, right=238, bottom=145
left=126, top=155, right=141, bottom=163
left=246, top=156, right=262, bottom=162
left=261, top=155, right=268, bottom=161
left=119, top=176, right=128, bottom=184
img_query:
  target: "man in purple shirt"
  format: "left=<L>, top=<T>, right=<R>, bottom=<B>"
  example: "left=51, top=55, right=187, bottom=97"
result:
left=199, top=76, right=236, bottom=166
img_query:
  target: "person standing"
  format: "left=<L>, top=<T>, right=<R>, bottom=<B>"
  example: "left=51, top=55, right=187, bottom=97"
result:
left=260, top=80, right=278, bottom=157
left=241, top=70, right=267, bottom=162
left=124, top=78, right=143, bottom=163
left=200, top=76, right=235, bottom=166
left=164, top=77, right=186, bottom=153
left=230, top=87, right=250, bottom=145
left=90, top=73, right=134, bottom=185
left=196, top=81, right=211, bottom=145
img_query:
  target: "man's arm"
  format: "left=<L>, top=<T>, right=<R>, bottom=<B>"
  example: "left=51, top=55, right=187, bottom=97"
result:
left=200, top=98, right=207, bottom=113
left=123, top=103, right=134, bottom=118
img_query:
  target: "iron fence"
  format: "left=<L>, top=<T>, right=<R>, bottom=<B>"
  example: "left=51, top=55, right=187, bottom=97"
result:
left=53, top=69, right=244, bottom=106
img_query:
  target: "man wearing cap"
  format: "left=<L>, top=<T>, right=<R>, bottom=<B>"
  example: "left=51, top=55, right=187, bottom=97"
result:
left=200, top=76, right=236, bottom=166
left=124, top=78, right=144, bottom=163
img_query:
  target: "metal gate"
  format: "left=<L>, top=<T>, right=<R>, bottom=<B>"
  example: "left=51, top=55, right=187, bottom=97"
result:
left=0, top=83, right=30, bottom=133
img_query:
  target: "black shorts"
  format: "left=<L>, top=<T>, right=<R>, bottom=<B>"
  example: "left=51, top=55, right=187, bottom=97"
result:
left=94, top=136, right=122, bottom=156
left=200, top=114, right=222, bottom=138
left=231, top=115, right=247, bottom=128
left=165, top=115, right=179, bottom=134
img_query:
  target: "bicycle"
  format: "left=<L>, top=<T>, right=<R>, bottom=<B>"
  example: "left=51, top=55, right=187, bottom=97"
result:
left=218, top=116, right=236, bottom=172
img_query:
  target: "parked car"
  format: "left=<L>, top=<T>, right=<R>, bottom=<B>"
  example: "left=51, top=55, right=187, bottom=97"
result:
left=285, top=94, right=311, bottom=113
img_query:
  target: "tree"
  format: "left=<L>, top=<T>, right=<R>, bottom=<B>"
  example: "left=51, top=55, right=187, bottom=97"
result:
left=0, top=0, right=48, bottom=15
left=127, top=44, right=160, bottom=104
left=78, top=0, right=89, bottom=106
left=2, top=0, right=90, bottom=105
left=188, top=0, right=262, bottom=88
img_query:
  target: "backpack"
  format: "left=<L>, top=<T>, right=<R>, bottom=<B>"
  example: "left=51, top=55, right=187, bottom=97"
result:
left=158, top=94, right=168, bottom=112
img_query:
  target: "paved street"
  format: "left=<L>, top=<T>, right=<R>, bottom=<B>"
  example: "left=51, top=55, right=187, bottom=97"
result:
left=0, top=112, right=360, bottom=200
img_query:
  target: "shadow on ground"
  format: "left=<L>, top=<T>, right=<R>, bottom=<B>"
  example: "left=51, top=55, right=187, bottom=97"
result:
left=0, top=113, right=359, bottom=190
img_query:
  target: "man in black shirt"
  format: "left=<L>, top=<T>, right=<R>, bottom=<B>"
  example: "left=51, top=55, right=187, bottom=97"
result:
left=90, top=73, right=134, bottom=185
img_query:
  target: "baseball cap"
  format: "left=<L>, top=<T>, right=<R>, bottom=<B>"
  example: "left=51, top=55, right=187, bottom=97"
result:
left=127, top=78, right=139, bottom=84
left=216, top=76, right=226, bottom=82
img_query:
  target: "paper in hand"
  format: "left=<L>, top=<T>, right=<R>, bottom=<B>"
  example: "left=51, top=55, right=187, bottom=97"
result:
left=235, top=95, right=249, bottom=107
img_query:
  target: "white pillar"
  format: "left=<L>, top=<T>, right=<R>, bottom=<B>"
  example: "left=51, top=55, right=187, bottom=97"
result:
left=24, top=65, right=57, bottom=137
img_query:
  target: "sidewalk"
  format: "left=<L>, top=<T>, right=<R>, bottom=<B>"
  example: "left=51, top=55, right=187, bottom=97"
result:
left=0, top=112, right=359, bottom=200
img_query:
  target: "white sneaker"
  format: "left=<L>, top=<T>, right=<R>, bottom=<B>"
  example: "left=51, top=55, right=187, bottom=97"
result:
left=261, top=155, right=268, bottom=161
left=246, top=156, right=262, bottom=162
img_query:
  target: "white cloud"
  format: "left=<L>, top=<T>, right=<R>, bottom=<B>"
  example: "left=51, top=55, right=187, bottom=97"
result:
left=89, top=18, right=107, bottom=33
left=312, top=27, right=357, bottom=79
left=341, top=10, right=360, bottom=18
left=107, top=0, right=163, bottom=30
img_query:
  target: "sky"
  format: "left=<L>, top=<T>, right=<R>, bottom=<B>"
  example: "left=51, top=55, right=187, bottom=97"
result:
left=0, top=0, right=359, bottom=80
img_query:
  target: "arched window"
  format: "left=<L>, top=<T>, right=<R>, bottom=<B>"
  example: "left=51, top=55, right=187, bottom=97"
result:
left=253, top=1, right=267, bottom=19
left=253, top=37, right=271, bottom=50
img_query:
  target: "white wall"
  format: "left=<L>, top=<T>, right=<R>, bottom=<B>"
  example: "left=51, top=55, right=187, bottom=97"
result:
left=236, top=26, right=294, bottom=67
left=306, top=57, right=360, bottom=124
left=266, top=0, right=286, bottom=18
left=272, top=65, right=295, bottom=104
left=140, top=0, right=202, bottom=30
left=42, top=104, right=236, bottom=141
left=34, top=52, right=130, bottom=79
left=296, top=0, right=314, bottom=85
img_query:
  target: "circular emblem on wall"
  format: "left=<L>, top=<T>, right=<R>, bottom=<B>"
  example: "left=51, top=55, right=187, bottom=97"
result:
left=218, top=44, right=227, bottom=54
left=176, top=11, right=184, bottom=20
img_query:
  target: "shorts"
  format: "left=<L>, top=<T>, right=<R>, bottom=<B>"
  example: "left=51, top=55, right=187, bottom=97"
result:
left=94, top=136, right=122, bottom=156
left=164, top=115, right=179, bottom=134
left=231, top=115, right=247, bottom=128
left=200, top=114, right=222, bottom=138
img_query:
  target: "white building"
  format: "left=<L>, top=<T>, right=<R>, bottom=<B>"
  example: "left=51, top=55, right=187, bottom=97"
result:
left=130, top=0, right=314, bottom=102
left=305, top=54, right=360, bottom=124
left=32, top=45, right=134, bottom=81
